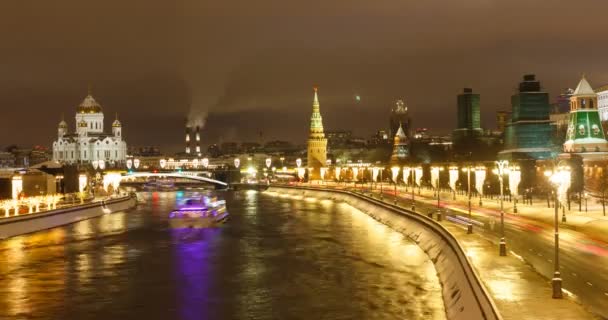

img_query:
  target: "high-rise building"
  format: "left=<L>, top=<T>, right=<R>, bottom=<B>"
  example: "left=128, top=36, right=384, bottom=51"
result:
left=563, top=75, right=608, bottom=153
left=500, top=74, right=554, bottom=160
left=496, top=110, right=511, bottom=133
left=307, top=87, right=327, bottom=178
left=452, top=88, right=483, bottom=157
left=456, top=88, right=482, bottom=132
left=52, top=91, right=127, bottom=166
left=389, top=100, right=411, bottom=139
left=390, top=124, right=409, bottom=164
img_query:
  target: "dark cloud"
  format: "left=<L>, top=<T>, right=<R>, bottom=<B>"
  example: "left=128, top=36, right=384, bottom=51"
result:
left=1, top=0, right=607, bottom=152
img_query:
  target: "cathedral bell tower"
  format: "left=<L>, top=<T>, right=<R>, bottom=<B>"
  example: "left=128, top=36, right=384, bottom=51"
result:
left=307, top=86, right=327, bottom=179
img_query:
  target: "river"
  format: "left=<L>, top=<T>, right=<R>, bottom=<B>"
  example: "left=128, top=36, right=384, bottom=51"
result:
left=0, top=190, right=445, bottom=319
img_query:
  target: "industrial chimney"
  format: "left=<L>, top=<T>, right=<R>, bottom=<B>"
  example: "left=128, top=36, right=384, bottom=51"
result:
left=185, top=126, right=192, bottom=154
left=195, top=125, right=201, bottom=156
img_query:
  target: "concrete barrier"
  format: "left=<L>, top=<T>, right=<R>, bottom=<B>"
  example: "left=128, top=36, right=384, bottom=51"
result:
left=0, top=195, right=137, bottom=239
left=269, top=186, right=502, bottom=320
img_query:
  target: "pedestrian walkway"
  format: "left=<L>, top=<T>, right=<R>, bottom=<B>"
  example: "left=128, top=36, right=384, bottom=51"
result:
left=443, top=220, right=594, bottom=320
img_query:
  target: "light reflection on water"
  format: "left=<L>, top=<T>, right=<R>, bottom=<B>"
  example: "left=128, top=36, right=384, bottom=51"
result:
left=0, top=190, right=445, bottom=319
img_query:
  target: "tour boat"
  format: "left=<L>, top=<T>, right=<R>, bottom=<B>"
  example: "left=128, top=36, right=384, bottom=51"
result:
left=169, top=196, right=228, bottom=228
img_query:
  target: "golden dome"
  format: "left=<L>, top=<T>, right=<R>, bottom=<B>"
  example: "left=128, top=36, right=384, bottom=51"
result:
left=58, top=120, right=68, bottom=128
left=77, top=94, right=102, bottom=113
left=112, top=119, right=122, bottom=127
left=78, top=119, right=88, bottom=127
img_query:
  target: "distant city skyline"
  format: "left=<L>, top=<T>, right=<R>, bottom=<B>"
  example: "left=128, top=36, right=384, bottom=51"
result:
left=2, top=1, right=608, bottom=152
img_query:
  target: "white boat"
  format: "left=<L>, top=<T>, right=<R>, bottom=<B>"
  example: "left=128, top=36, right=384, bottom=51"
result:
left=169, top=196, right=228, bottom=228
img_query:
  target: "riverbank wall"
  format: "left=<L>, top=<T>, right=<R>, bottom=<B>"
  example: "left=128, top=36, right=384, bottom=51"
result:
left=267, top=186, right=501, bottom=320
left=0, top=195, right=137, bottom=239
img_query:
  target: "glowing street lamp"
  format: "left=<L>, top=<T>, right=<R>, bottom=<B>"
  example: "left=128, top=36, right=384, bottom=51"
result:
left=234, top=158, right=240, bottom=169
left=335, top=166, right=341, bottom=183
left=544, top=163, right=571, bottom=299
left=265, top=158, right=272, bottom=169
left=509, top=165, right=521, bottom=213
left=391, top=166, right=400, bottom=204
left=449, top=166, right=459, bottom=200
left=462, top=166, right=474, bottom=234
left=133, top=159, right=140, bottom=169
left=475, top=166, right=486, bottom=206
left=493, top=160, right=509, bottom=256
left=431, top=166, right=444, bottom=209
left=402, top=166, right=411, bottom=192
left=320, top=167, right=328, bottom=183
left=126, top=159, right=133, bottom=170
left=308, top=167, right=314, bottom=185
left=202, top=158, right=209, bottom=169
left=159, top=159, right=167, bottom=169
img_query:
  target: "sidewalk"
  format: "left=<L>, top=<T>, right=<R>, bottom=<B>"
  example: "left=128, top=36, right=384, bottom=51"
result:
left=443, top=220, right=595, bottom=320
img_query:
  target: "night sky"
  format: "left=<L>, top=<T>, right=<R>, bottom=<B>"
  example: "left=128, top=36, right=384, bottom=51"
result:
left=2, top=0, right=608, bottom=153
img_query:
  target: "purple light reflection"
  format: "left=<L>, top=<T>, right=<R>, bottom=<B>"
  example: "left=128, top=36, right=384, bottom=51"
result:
left=172, top=227, right=221, bottom=320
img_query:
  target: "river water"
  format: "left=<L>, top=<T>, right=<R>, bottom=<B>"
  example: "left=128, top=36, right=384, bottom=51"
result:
left=0, top=190, right=445, bottom=320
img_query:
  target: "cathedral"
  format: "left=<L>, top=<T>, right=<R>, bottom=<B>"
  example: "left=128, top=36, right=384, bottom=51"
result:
left=52, top=92, right=127, bottom=166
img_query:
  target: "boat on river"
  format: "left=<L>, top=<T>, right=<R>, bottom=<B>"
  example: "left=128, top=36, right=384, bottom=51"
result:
left=169, top=196, right=228, bottom=228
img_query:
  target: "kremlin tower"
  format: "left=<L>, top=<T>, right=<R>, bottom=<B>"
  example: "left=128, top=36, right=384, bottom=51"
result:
left=563, top=75, right=608, bottom=154
left=390, top=123, right=409, bottom=164
left=307, top=86, right=327, bottom=179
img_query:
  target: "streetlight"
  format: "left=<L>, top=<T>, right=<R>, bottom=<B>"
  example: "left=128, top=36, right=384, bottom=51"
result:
left=431, top=166, right=444, bottom=209
left=414, top=167, right=423, bottom=196
left=462, top=165, right=473, bottom=234
left=449, top=166, right=458, bottom=200
left=509, top=165, right=521, bottom=213
left=585, top=192, right=588, bottom=212
left=475, top=166, right=486, bottom=206
left=409, top=167, right=416, bottom=211
left=379, top=167, right=384, bottom=199
left=493, top=160, right=509, bottom=256
left=544, top=163, right=571, bottom=299
left=391, top=166, right=400, bottom=204
left=335, top=166, right=342, bottom=184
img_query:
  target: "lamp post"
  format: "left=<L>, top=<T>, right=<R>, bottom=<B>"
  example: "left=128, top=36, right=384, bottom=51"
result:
left=494, top=160, right=509, bottom=256
left=391, top=167, right=399, bottom=204
left=475, top=166, right=486, bottom=206
left=379, top=167, right=384, bottom=200
left=544, top=162, right=571, bottom=299
left=431, top=166, right=443, bottom=209
left=509, top=165, right=521, bottom=213
left=410, top=167, right=416, bottom=211
left=462, top=166, right=473, bottom=233
left=449, top=166, right=458, bottom=200
left=585, top=192, right=588, bottom=212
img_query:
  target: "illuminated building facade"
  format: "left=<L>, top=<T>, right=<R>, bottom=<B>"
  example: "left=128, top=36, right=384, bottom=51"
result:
left=390, top=124, right=409, bottom=164
left=307, top=87, right=327, bottom=177
left=563, top=76, right=608, bottom=153
left=452, top=88, right=483, bottom=156
left=500, top=74, right=554, bottom=160
left=389, top=100, right=411, bottom=139
left=52, top=92, right=127, bottom=165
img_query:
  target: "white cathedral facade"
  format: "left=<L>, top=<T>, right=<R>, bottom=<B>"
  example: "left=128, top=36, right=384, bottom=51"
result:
left=52, top=93, right=127, bottom=166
